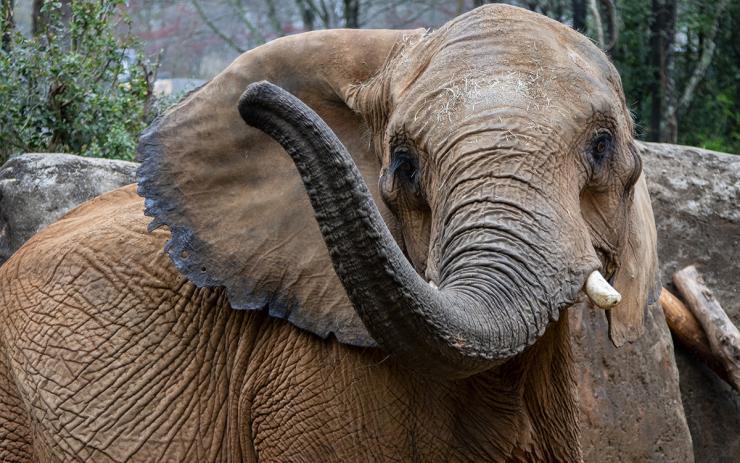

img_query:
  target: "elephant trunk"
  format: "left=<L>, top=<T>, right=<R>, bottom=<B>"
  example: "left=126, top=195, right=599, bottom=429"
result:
left=239, top=82, right=592, bottom=379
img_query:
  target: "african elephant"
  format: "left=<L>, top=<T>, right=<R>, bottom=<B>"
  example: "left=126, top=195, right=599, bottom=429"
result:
left=0, top=4, right=659, bottom=462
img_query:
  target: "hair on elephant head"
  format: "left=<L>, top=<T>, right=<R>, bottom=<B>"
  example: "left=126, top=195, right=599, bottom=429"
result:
left=137, top=4, right=659, bottom=379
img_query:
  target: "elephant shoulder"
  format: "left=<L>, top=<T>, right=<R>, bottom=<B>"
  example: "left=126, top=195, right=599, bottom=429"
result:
left=2, top=184, right=375, bottom=350
left=1, top=184, right=172, bottom=300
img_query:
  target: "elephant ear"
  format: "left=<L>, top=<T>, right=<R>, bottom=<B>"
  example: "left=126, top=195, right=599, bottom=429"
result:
left=137, top=29, right=414, bottom=347
left=608, top=174, right=661, bottom=346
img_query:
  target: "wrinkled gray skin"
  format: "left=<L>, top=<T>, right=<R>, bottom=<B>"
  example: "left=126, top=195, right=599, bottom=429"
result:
left=298, top=6, right=644, bottom=376
left=0, top=5, right=656, bottom=462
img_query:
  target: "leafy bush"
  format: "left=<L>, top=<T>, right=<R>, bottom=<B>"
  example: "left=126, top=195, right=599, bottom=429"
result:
left=0, top=0, right=155, bottom=164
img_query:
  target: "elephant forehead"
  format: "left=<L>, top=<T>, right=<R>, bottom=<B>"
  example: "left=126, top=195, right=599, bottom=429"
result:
left=422, top=72, right=556, bottom=119
left=389, top=9, right=619, bottom=138
left=396, top=68, right=602, bottom=150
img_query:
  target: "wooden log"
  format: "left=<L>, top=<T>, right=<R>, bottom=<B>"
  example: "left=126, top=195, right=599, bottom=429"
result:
left=673, top=265, right=740, bottom=391
left=661, top=289, right=713, bottom=361
left=660, top=288, right=734, bottom=388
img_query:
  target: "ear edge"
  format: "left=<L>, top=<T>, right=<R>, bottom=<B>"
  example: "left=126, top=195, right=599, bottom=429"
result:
left=136, top=30, right=419, bottom=348
left=137, top=118, right=379, bottom=348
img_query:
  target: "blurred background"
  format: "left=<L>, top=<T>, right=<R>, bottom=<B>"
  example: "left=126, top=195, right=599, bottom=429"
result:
left=1, top=0, right=738, bottom=162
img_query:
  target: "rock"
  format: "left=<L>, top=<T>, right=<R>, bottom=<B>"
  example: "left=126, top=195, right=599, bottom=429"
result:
left=639, top=142, right=739, bottom=316
left=153, top=78, right=205, bottom=97
left=571, top=141, right=740, bottom=463
left=0, top=153, right=138, bottom=266
left=639, top=142, right=740, bottom=463
left=570, top=299, right=693, bottom=462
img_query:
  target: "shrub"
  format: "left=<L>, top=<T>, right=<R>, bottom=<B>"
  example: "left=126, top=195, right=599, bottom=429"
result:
left=0, top=0, right=155, bottom=164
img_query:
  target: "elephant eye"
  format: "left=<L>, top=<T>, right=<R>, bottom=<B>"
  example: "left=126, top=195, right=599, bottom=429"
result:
left=390, top=149, right=419, bottom=185
left=590, top=133, right=613, bottom=162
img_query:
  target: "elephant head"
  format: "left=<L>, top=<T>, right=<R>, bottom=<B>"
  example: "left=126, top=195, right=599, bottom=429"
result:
left=137, top=5, right=659, bottom=379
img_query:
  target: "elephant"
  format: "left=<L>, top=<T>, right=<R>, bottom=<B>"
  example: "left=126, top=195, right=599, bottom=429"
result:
left=0, top=4, right=659, bottom=462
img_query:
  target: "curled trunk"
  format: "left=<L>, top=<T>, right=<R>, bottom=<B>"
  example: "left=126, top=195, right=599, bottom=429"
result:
left=239, top=82, right=593, bottom=378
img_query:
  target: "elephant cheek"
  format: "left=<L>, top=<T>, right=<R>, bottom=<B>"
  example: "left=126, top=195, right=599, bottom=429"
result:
left=399, top=207, right=432, bottom=276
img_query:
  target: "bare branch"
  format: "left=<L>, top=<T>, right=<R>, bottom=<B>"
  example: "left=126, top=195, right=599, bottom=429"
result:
left=191, top=0, right=245, bottom=53
left=229, top=0, right=267, bottom=44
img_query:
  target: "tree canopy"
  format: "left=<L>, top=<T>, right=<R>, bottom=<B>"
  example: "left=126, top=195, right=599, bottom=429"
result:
left=1, top=0, right=738, bottom=162
left=137, top=0, right=740, bottom=153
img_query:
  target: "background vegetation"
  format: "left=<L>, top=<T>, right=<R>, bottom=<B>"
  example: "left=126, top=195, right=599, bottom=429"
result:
left=1, top=0, right=737, bottom=164
left=0, top=1, right=158, bottom=163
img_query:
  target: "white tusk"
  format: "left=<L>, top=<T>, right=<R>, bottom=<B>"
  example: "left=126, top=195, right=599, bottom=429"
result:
left=428, top=280, right=438, bottom=290
left=585, top=271, right=621, bottom=309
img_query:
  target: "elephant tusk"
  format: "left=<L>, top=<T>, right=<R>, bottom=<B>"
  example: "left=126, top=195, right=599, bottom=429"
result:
left=584, top=271, right=621, bottom=309
left=428, top=280, right=438, bottom=290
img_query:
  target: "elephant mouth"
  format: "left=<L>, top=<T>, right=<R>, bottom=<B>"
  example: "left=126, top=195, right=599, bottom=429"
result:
left=595, top=246, right=618, bottom=283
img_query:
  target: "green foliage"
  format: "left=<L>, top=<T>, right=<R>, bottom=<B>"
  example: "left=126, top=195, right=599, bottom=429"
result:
left=0, top=0, right=154, bottom=164
left=674, top=1, right=739, bottom=153
left=1, top=0, right=737, bottom=162
left=609, top=0, right=739, bottom=153
left=610, top=0, right=653, bottom=138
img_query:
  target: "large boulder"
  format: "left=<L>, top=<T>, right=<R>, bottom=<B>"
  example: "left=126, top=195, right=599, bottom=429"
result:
left=570, top=299, right=692, bottom=462
left=0, top=153, right=138, bottom=266
left=572, top=142, right=740, bottom=463
left=640, top=142, right=740, bottom=463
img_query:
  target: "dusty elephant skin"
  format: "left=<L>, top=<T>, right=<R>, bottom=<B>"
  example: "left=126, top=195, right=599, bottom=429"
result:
left=1, top=5, right=661, bottom=462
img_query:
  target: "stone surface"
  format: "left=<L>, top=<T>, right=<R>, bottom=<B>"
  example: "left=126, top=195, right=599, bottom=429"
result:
left=571, top=142, right=739, bottom=463
left=571, top=297, right=693, bottom=463
left=153, top=78, right=205, bottom=97
left=0, top=153, right=138, bottom=266
left=639, top=142, right=740, bottom=463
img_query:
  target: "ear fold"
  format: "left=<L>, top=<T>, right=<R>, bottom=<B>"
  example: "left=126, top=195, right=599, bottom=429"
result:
left=137, top=29, right=416, bottom=346
left=608, top=174, right=661, bottom=346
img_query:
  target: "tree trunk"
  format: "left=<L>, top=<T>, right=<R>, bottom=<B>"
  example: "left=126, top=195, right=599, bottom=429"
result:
left=600, top=0, right=618, bottom=51
left=588, top=0, right=605, bottom=47
left=648, top=0, right=677, bottom=143
left=32, top=0, right=72, bottom=37
left=660, top=288, right=735, bottom=388
left=572, top=0, right=586, bottom=32
left=672, top=0, right=730, bottom=117
left=295, top=0, right=315, bottom=31
left=343, top=0, right=359, bottom=28
left=265, top=0, right=282, bottom=36
left=32, top=0, right=45, bottom=35
left=1, top=0, right=14, bottom=51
